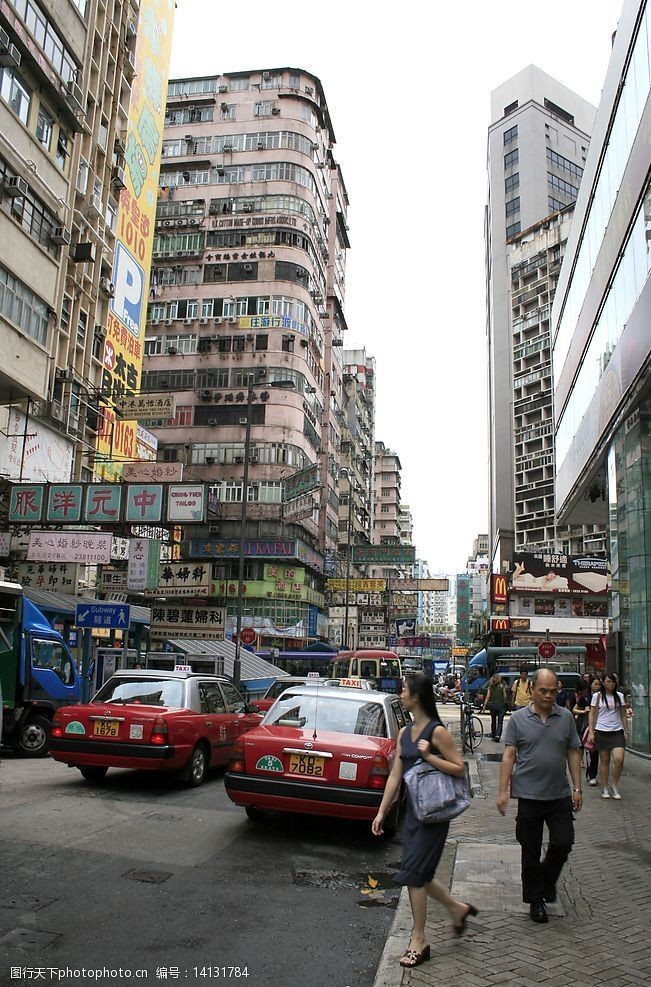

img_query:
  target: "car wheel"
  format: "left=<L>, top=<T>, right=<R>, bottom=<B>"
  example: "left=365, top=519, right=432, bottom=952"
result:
left=16, top=714, right=51, bottom=757
left=183, top=743, right=208, bottom=787
left=79, top=766, right=108, bottom=782
left=245, top=806, right=264, bottom=821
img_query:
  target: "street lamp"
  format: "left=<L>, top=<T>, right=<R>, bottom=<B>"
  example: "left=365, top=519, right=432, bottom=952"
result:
left=233, top=376, right=296, bottom=689
left=339, top=466, right=356, bottom=650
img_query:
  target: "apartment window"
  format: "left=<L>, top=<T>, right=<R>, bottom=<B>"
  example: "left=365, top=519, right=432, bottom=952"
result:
left=0, top=263, right=48, bottom=345
left=255, top=334, right=268, bottom=350
left=254, top=101, right=272, bottom=117
left=145, top=337, right=162, bottom=355
left=504, top=148, right=519, bottom=169
left=232, top=337, right=245, bottom=352
left=220, top=103, right=236, bottom=120
left=257, top=297, right=270, bottom=315
left=166, top=334, right=197, bottom=354
left=506, top=221, right=521, bottom=239
left=547, top=172, right=578, bottom=199
left=260, top=72, right=282, bottom=89
left=505, top=173, right=519, bottom=193
left=544, top=98, right=574, bottom=126
left=0, top=67, right=31, bottom=125
left=548, top=196, right=567, bottom=213
left=505, top=196, right=520, bottom=217
left=171, top=405, right=193, bottom=427
left=228, top=76, right=249, bottom=92
left=504, top=100, right=518, bottom=115
left=546, top=147, right=583, bottom=181
left=56, top=130, right=70, bottom=170
left=35, top=104, right=54, bottom=150
left=504, top=125, right=518, bottom=144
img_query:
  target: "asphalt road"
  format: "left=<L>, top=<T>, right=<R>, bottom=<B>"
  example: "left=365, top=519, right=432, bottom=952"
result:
left=0, top=755, right=403, bottom=987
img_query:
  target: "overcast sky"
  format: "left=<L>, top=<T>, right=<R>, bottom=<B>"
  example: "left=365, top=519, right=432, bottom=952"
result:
left=169, top=0, right=623, bottom=574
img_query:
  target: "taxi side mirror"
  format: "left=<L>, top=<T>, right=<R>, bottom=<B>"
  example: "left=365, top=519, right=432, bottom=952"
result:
left=247, top=703, right=260, bottom=714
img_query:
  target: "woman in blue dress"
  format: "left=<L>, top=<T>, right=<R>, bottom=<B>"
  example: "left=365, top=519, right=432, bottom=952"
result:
left=372, top=672, right=478, bottom=969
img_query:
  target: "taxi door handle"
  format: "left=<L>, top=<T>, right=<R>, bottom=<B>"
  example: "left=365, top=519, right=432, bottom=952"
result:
left=205, top=720, right=213, bottom=727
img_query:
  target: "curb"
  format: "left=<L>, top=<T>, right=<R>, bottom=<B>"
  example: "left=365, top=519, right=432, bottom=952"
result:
left=371, top=886, right=411, bottom=987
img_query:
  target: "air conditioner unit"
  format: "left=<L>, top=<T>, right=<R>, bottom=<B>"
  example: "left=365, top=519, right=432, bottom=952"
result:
left=238, top=418, right=247, bottom=425
left=88, top=192, right=103, bottom=216
left=223, top=143, right=234, bottom=152
left=123, top=48, right=136, bottom=81
left=205, top=457, right=215, bottom=465
left=227, top=317, right=236, bottom=324
left=246, top=333, right=254, bottom=341
left=209, top=523, right=219, bottom=533
left=316, top=162, right=326, bottom=169
left=198, top=390, right=212, bottom=399
left=183, top=317, right=193, bottom=325
left=167, top=347, right=178, bottom=355
left=100, top=277, right=115, bottom=297
left=304, top=86, right=314, bottom=95
left=94, top=324, right=107, bottom=339
left=249, top=455, right=259, bottom=463
left=214, top=317, right=223, bottom=324
left=216, top=165, right=226, bottom=176
left=111, top=166, right=127, bottom=190
left=50, top=226, right=71, bottom=246
left=208, top=418, right=218, bottom=425
left=3, top=175, right=28, bottom=198
left=243, top=263, right=253, bottom=272
left=176, top=218, right=187, bottom=227
left=257, top=141, right=265, bottom=150
left=220, top=102, right=229, bottom=111
left=150, top=318, right=161, bottom=326
left=0, top=29, right=20, bottom=68
left=64, top=80, right=85, bottom=114
left=210, top=335, right=220, bottom=341
left=218, top=85, right=229, bottom=93
left=187, top=218, right=200, bottom=226
left=114, top=137, right=126, bottom=158
left=199, top=317, right=209, bottom=325
left=165, top=318, right=174, bottom=325
left=242, top=203, right=254, bottom=213
left=162, top=219, right=173, bottom=227
left=271, top=107, right=281, bottom=116
left=234, top=456, right=244, bottom=463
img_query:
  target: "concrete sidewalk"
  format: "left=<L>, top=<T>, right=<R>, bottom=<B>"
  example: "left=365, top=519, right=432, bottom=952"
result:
left=374, top=736, right=651, bottom=987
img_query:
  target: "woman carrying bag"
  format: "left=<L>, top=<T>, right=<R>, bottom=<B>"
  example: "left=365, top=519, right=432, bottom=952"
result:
left=588, top=673, right=628, bottom=799
left=482, top=673, right=507, bottom=741
left=372, top=672, right=478, bottom=969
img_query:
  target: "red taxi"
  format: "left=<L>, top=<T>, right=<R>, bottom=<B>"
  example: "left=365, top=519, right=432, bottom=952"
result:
left=224, top=685, right=410, bottom=836
left=49, top=670, right=262, bottom=787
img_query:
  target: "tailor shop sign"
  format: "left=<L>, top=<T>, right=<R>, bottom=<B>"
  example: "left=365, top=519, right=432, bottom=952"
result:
left=150, top=604, right=226, bottom=640
left=7, top=483, right=207, bottom=525
left=187, top=539, right=295, bottom=560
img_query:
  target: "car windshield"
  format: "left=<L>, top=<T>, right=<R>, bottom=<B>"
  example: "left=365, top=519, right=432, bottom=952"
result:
left=265, top=693, right=387, bottom=737
left=93, top=677, right=184, bottom=708
left=379, top=659, right=401, bottom=676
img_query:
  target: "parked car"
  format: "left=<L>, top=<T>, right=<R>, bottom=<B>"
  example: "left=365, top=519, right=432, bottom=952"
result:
left=256, top=676, right=340, bottom=713
left=224, top=685, right=411, bottom=836
left=49, top=670, right=262, bottom=787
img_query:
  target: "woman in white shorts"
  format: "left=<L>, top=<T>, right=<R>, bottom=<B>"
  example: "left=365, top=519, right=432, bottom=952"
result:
left=587, top=674, right=628, bottom=799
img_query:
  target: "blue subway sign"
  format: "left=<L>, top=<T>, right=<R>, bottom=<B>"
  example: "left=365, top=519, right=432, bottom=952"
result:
left=75, top=602, right=131, bottom=629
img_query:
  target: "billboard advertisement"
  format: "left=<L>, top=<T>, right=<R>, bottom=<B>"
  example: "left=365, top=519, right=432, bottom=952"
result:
left=0, top=408, right=73, bottom=483
left=512, top=553, right=610, bottom=595
left=96, top=0, right=175, bottom=478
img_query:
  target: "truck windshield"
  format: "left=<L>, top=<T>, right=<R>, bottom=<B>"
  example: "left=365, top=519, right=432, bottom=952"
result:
left=94, top=677, right=184, bottom=708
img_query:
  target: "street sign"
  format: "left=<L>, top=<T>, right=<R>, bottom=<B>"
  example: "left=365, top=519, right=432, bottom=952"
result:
left=240, top=627, right=257, bottom=645
left=75, top=602, right=131, bottom=629
left=538, top=641, right=557, bottom=660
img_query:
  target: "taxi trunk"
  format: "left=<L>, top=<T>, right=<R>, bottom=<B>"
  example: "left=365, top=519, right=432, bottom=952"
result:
left=226, top=725, right=395, bottom=821
left=51, top=703, right=182, bottom=770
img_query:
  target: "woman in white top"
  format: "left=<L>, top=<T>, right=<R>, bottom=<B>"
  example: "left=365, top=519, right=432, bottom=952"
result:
left=587, top=675, right=628, bottom=800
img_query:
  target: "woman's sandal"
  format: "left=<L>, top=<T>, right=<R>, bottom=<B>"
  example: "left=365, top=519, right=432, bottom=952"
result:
left=399, top=944, right=431, bottom=968
left=453, top=903, right=479, bottom=937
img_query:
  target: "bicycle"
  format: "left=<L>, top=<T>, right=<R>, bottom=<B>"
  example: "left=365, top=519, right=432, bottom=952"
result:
left=461, top=700, right=484, bottom=752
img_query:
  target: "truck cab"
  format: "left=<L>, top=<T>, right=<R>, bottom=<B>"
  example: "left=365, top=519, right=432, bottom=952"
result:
left=0, top=581, right=80, bottom=756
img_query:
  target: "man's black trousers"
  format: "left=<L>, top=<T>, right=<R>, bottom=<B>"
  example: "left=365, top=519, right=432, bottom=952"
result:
left=515, top=796, right=574, bottom=903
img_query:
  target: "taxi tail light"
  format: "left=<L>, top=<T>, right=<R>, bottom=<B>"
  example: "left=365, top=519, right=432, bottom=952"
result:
left=51, top=713, right=63, bottom=739
left=228, top=738, right=245, bottom=773
left=369, top=754, right=390, bottom=789
left=150, top=716, right=169, bottom=745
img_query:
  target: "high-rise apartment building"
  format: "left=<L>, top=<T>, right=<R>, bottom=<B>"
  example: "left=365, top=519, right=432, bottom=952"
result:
left=508, top=209, right=608, bottom=556
left=339, top=348, right=375, bottom=555
left=143, top=69, right=350, bottom=644
left=486, top=66, right=596, bottom=573
left=553, top=0, right=651, bottom=751
left=370, top=440, right=402, bottom=579
left=0, top=0, right=144, bottom=485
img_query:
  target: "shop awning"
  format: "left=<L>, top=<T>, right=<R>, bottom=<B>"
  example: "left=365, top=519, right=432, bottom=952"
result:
left=165, top=638, right=286, bottom=683
left=25, top=588, right=151, bottom=625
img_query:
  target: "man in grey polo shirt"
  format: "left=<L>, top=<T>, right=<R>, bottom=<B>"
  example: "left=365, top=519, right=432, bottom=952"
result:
left=497, top=667, right=583, bottom=924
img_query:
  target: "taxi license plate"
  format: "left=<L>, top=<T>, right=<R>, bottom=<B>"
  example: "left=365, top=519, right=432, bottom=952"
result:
left=92, top=720, right=120, bottom=738
left=288, top=753, right=325, bottom=777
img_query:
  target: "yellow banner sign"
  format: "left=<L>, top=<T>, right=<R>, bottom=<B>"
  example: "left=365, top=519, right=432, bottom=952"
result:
left=96, top=0, right=175, bottom=478
left=327, top=579, right=387, bottom=592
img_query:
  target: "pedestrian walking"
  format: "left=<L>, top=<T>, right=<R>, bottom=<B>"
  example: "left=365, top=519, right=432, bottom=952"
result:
left=372, top=672, right=478, bottom=968
left=497, top=667, right=583, bottom=924
left=573, top=679, right=599, bottom=785
left=482, top=673, right=507, bottom=741
left=511, top=667, right=532, bottom=710
left=587, top=673, right=628, bottom=800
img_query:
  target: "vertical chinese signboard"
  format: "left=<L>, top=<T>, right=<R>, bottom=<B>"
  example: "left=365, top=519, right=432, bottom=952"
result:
left=96, top=0, right=176, bottom=479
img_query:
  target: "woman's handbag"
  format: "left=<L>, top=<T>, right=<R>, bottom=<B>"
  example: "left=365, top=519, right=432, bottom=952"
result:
left=404, top=760, right=471, bottom=824
left=582, top=727, right=596, bottom=751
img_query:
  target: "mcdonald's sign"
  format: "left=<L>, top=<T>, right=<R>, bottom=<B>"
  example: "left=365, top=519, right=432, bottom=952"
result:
left=492, top=574, right=508, bottom=605
left=491, top=617, right=510, bottom=631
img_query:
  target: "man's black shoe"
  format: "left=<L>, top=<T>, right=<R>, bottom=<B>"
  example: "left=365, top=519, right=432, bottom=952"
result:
left=530, top=901, right=548, bottom=923
left=543, top=888, right=557, bottom=903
